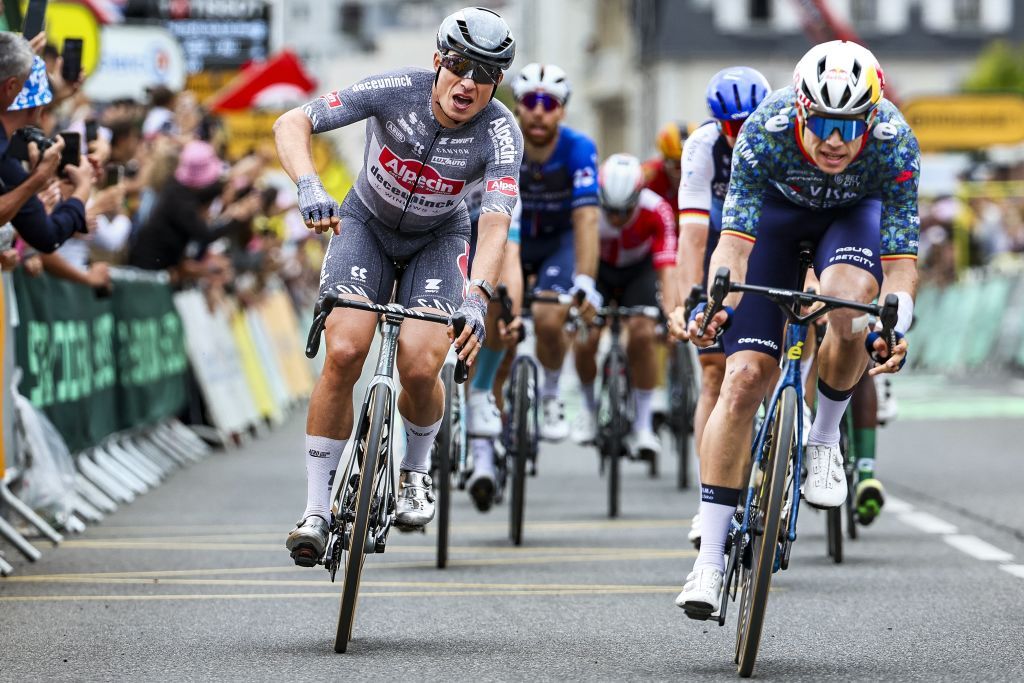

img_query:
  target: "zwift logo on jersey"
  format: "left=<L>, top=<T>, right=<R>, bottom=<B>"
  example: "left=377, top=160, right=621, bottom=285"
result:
left=486, top=176, right=518, bottom=197
left=488, top=117, right=518, bottom=165
left=378, top=145, right=465, bottom=195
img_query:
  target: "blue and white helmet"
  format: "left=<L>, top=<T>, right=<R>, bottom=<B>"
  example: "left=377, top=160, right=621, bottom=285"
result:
left=706, top=66, right=771, bottom=121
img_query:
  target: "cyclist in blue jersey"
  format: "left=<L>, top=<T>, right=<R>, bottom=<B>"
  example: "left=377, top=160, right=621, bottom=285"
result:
left=673, top=66, right=771, bottom=549
left=491, top=63, right=600, bottom=442
left=670, top=41, right=919, bottom=616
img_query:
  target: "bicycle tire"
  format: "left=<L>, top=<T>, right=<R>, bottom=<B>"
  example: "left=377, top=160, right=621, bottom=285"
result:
left=509, top=360, right=530, bottom=546
left=605, top=352, right=625, bottom=519
left=827, top=507, right=842, bottom=563
left=674, top=345, right=696, bottom=490
left=841, top=413, right=858, bottom=541
left=435, top=364, right=456, bottom=569
left=735, top=386, right=797, bottom=677
left=335, top=385, right=390, bottom=653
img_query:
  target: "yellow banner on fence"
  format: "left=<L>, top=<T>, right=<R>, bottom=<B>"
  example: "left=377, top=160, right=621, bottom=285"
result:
left=230, top=309, right=277, bottom=420
left=257, top=292, right=314, bottom=399
left=901, top=95, right=1024, bottom=151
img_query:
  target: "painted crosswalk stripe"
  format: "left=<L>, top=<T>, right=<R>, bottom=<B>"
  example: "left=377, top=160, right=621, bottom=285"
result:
left=944, top=535, right=1014, bottom=562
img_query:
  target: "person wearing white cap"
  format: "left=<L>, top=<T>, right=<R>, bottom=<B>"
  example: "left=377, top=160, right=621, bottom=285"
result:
left=0, top=52, right=92, bottom=251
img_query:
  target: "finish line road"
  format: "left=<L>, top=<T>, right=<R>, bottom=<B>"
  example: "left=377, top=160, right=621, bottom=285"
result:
left=2, top=377, right=1022, bottom=681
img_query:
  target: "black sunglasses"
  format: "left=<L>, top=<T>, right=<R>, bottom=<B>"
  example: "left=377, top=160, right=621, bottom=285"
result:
left=440, top=53, right=502, bottom=85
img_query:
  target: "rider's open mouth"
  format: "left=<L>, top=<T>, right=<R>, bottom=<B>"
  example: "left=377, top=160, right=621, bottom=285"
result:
left=453, top=93, right=474, bottom=109
left=820, top=149, right=846, bottom=165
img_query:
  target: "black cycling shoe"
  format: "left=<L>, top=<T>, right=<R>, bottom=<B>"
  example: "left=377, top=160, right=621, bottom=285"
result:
left=468, top=471, right=496, bottom=512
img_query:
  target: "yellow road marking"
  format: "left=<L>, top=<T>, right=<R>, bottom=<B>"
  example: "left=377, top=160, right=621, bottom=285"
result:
left=1, top=577, right=676, bottom=591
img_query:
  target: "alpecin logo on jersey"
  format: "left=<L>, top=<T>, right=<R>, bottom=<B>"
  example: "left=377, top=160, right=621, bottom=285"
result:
left=486, top=176, right=518, bottom=197
left=320, top=91, right=343, bottom=108
left=488, top=117, right=518, bottom=165
left=378, top=145, right=465, bottom=196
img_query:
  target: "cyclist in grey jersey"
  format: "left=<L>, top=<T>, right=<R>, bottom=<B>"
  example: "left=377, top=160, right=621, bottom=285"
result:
left=273, top=7, right=524, bottom=567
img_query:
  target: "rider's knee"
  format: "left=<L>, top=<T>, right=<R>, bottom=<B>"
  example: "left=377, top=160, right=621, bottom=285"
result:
left=398, top=348, right=446, bottom=390
left=626, top=318, right=656, bottom=349
left=720, top=357, right=773, bottom=416
left=702, top=359, right=726, bottom=395
left=325, top=336, right=368, bottom=382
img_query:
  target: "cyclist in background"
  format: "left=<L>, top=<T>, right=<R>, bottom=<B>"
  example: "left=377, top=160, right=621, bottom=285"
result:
left=571, top=154, right=678, bottom=458
left=671, top=41, right=919, bottom=616
left=674, top=66, right=771, bottom=547
left=503, top=63, right=601, bottom=443
left=274, top=7, right=523, bottom=566
left=643, top=121, right=692, bottom=214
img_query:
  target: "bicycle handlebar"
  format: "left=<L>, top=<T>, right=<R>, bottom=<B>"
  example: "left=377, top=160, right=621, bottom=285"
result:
left=305, top=291, right=469, bottom=383
left=699, top=267, right=900, bottom=361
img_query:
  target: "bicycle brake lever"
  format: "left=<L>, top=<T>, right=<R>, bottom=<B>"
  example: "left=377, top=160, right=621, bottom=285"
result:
left=450, top=312, right=469, bottom=384
left=305, top=312, right=327, bottom=358
left=698, top=267, right=731, bottom=337
left=879, top=292, right=899, bottom=358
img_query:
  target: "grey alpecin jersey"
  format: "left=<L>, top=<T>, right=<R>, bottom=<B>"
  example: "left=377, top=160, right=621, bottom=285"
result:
left=302, top=67, right=524, bottom=233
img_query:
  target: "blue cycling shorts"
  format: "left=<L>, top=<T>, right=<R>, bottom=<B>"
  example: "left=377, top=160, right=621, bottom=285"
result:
left=722, top=189, right=883, bottom=360
left=521, top=229, right=575, bottom=294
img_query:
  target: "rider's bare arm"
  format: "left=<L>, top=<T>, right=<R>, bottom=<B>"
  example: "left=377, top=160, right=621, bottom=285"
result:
left=472, top=211, right=512, bottom=299
left=273, top=109, right=317, bottom=183
left=501, top=240, right=524, bottom=316
left=571, top=205, right=600, bottom=279
left=676, top=126, right=717, bottom=303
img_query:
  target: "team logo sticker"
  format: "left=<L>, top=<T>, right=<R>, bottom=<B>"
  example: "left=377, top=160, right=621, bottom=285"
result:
left=486, top=176, right=518, bottom=197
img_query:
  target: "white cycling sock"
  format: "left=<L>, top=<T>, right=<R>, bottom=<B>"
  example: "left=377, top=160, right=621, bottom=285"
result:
left=471, top=437, right=495, bottom=476
left=400, top=415, right=442, bottom=474
left=542, top=366, right=561, bottom=400
left=693, top=485, right=741, bottom=573
left=807, top=380, right=853, bottom=446
left=303, top=434, right=347, bottom=523
left=633, top=388, right=654, bottom=433
left=580, top=382, right=597, bottom=413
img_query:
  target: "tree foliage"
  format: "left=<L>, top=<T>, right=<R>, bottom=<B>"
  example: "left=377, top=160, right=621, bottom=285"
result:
left=962, top=41, right=1024, bottom=95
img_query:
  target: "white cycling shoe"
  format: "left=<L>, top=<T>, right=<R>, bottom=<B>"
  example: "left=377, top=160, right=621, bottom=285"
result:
left=626, top=429, right=661, bottom=460
left=687, top=513, right=702, bottom=548
left=675, top=568, right=723, bottom=620
left=467, top=389, right=502, bottom=438
left=395, top=471, right=435, bottom=529
left=570, top=409, right=597, bottom=445
left=540, top=396, right=569, bottom=442
left=803, top=443, right=847, bottom=509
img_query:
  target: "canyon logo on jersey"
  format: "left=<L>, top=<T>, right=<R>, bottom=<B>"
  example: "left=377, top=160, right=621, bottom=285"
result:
left=486, top=176, right=518, bottom=197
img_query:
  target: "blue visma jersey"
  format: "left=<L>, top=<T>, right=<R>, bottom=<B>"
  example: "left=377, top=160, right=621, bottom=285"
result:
left=517, top=125, right=599, bottom=239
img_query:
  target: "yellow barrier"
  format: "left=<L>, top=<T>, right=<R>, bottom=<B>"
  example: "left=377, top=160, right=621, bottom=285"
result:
left=258, top=292, right=314, bottom=399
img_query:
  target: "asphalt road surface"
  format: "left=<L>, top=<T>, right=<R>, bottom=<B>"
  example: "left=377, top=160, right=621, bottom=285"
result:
left=2, top=373, right=1023, bottom=681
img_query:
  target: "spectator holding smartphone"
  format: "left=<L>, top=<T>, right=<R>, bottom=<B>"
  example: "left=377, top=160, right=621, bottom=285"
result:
left=0, top=50, right=92, bottom=252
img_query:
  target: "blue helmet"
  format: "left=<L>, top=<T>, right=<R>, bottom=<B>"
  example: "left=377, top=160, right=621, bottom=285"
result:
left=706, top=66, right=771, bottom=121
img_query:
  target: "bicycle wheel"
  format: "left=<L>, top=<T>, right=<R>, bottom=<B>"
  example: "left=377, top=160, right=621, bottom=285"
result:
left=841, top=413, right=858, bottom=541
left=435, top=363, right=456, bottom=569
left=673, top=345, right=696, bottom=490
left=509, top=359, right=531, bottom=546
left=827, top=507, right=842, bottom=563
left=735, top=385, right=797, bottom=677
left=604, top=352, right=626, bottom=519
left=335, top=386, right=390, bottom=653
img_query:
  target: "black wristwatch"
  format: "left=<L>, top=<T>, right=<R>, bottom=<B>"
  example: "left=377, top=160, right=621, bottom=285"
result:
left=469, top=278, right=495, bottom=300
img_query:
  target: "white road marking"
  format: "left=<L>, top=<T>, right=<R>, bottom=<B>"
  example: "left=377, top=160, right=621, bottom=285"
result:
left=899, top=511, right=958, bottom=535
left=1000, top=564, right=1024, bottom=580
left=885, top=496, right=914, bottom=514
left=944, top=535, right=1014, bottom=562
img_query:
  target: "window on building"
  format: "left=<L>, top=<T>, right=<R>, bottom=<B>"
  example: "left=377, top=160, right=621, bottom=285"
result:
left=851, top=0, right=877, bottom=28
left=953, top=0, right=982, bottom=29
left=749, top=0, right=772, bottom=23
left=291, top=1, right=310, bottom=22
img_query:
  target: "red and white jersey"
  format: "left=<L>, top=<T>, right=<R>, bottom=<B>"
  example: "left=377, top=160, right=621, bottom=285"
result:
left=598, top=188, right=677, bottom=270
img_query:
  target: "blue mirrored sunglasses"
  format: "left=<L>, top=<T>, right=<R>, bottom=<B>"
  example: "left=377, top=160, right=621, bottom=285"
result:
left=804, top=115, right=869, bottom=142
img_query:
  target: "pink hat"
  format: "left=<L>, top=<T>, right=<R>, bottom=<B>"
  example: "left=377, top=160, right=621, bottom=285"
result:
left=174, top=141, right=227, bottom=189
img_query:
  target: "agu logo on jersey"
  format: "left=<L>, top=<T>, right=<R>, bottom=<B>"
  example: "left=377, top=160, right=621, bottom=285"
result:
left=486, top=176, right=518, bottom=197
left=378, top=145, right=466, bottom=196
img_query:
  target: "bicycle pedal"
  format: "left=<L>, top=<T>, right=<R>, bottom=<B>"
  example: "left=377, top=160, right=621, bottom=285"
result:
left=289, top=546, right=320, bottom=568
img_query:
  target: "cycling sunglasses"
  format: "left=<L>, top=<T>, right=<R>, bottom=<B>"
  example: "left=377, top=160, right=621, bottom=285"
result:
left=519, top=91, right=562, bottom=112
left=440, top=53, right=502, bottom=85
left=804, top=114, right=869, bottom=142
left=720, top=118, right=748, bottom=138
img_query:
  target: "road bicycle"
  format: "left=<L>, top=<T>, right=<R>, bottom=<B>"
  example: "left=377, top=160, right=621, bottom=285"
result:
left=587, top=301, right=662, bottom=518
left=695, top=258, right=898, bottom=677
left=305, top=290, right=467, bottom=652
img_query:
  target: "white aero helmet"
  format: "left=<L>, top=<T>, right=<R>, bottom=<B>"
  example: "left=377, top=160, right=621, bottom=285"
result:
left=598, top=154, right=644, bottom=212
left=793, top=40, right=883, bottom=116
left=512, top=63, right=571, bottom=104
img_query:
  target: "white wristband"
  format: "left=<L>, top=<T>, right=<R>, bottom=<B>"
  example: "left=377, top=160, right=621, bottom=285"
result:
left=573, top=274, right=595, bottom=293
left=877, top=291, right=914, bottom=335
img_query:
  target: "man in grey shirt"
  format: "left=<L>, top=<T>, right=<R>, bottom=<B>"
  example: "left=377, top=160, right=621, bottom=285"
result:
left=274, top=7, right=523, bottom=566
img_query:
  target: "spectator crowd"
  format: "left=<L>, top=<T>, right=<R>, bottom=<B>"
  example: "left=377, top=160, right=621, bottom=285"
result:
left=0, top=29, right=325, bottom=311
